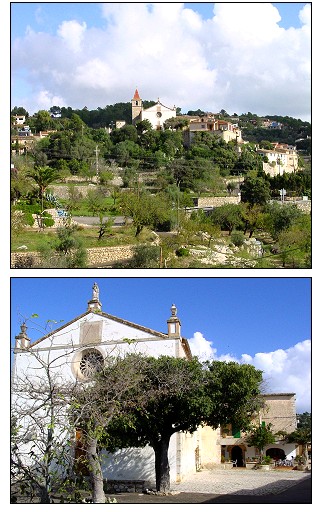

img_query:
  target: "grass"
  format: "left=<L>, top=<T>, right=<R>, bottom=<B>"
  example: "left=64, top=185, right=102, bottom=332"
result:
left=11, top=225, right=156, bottom=253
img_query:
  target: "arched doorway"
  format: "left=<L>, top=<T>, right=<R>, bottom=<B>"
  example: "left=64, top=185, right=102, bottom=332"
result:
left=231, top=446, right=244, bottom=467
left=266, top=447, right=285, bottom=461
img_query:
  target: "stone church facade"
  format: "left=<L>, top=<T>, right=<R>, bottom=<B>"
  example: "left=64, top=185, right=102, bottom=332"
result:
left=131, top=88, right=176, bottom=130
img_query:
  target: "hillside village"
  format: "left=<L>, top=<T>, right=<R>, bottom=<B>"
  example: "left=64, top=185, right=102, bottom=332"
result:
left=11, top=90, right=311, bottom=269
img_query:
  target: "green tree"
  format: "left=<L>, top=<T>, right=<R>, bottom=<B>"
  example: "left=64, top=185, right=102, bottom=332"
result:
left=240, top=175, right=271, bottom=206
left=210, top=203, right=243, bottom=235
left=31, top=110, right=53, bottom=132
left=264, top=202, right=303, bottom=239
left=105, top=357, right=263, bottom=493
left=241, top=203, right=265, bottom=238
left=119, top=191, right=169, bottom=237
left=277, top=214, right=311, bottom=268
left=245, top=423, right=276, bottom=462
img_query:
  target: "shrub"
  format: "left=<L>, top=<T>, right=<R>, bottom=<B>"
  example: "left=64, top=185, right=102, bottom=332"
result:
left=176, top=247, right=190, bottom=257
left=231, top=231, right=245, bottom=247
left=42, top=212, right=55, bottom=228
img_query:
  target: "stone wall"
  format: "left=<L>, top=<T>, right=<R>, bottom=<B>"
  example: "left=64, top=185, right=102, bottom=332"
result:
left=197, top=196, right=241, bottom=208
left=11, top=246, right=134, bottom=268
left=292, top=200, right=311, bottom=213
left=86, top=246, right=134, bottom=267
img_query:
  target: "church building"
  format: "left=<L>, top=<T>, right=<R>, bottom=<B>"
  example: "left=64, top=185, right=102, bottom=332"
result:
left=12, top=283, right=220, bottom=488
left=131, top=88, right=176, bottom=130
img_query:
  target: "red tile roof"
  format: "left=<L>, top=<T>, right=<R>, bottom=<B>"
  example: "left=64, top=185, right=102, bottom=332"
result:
left=133, top=88, right=141, bottom=100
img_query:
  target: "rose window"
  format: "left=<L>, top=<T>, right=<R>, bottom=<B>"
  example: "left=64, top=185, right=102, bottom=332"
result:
left=79, top=349, right=104, bottom=379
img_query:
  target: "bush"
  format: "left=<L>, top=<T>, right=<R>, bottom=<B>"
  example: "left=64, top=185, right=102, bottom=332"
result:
left=176, top=247, right=190, bottom=257
left=231, top=231, right=245, bottom=247
left=23, top=212, right=35, bottom=227
left=42, top=212, right=55, bottom=228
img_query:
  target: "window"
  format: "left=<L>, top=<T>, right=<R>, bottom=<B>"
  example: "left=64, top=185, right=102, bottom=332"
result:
left=79, top=349, right=104, bottom=379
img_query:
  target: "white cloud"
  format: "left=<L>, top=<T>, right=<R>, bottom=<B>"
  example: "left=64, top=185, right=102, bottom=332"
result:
left=11, top=3, right=311, bottom=119
left=57, top=20, right=87, bottom=53
left=189, top=335, right=311, bottom=413
left=188, top=332, right=217, bottom=361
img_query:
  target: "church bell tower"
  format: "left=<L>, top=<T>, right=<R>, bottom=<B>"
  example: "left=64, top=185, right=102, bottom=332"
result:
left=131, top=88, right=142, bottom=125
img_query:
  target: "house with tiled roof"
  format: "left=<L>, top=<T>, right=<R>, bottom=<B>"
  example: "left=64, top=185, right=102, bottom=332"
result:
left=256, top=142, right=299, bottom=176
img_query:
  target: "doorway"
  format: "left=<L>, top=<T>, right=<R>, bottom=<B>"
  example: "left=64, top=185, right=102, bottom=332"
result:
left=266, top=447, right=286, bottom=461
left=231, top=446, right=244, bottom=467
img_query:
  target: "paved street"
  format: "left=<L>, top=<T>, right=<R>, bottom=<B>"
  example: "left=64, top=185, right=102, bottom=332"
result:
left=72, top=216, right=126, bottom=226
left=107, top=468, right=311, bottom=504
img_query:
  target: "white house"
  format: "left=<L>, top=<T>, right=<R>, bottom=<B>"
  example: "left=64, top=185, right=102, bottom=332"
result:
left=256, top=143, right=299, bottom=176
left=12, top=283, right=220, bottom=488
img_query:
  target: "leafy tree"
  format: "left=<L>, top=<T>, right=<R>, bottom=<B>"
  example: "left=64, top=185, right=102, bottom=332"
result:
left=135, top=119, right=153, bottom=135
left=245, top=423, right=276, bottom=462
left=264, top=202, right=303, bottom=239
left=31, top=110, right=54, bottom=132
left=11, top=106, right=29, bottom=117
left=163, top=116, right=189, bottom=130
left=277, top=214, right=311, bottom=268
left=70, top=135, right=96, bottom=163
left=118, top=191, right=169, bottom=237
left=240, top=203, right=265, bottom=238
left=105, top=357, right=263, bottom=493
left=240, top=175, right=271, bottom=206
left=279, top=413, right=311, bottom=463
left=210, top=204, right=243, bottom=235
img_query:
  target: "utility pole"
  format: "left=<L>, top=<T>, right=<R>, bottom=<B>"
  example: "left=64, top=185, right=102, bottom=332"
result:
left=95, top=145, right=100, bottom=183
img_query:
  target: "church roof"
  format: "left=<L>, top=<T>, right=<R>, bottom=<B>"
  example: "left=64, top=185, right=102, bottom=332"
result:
left=15, top=283, right=192, bottom=359
left=144, top=99, right=176, bottom=112
left=25, top=309, right=192, bottom=359
left=133, top=88, right=141, bottom=100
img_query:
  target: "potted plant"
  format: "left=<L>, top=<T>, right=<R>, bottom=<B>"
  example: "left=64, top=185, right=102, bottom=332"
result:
left=221, top=455, right=233, bottom=469
left=258, top=455, right=273, bottom=470
left=245, top=423, right=276, bottom=467
left=245, top=457, right=256, bottom=469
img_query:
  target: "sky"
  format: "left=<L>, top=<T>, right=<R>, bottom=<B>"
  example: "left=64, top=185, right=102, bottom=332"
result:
left=11, top=277, right=311, bottom=413
left=10, top=2, right=311, bottom=120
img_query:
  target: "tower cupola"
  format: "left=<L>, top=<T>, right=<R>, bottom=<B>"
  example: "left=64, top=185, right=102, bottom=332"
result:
left=15, top=322, right=30, bottom=349
left=167, top=304, right=181, bottom=337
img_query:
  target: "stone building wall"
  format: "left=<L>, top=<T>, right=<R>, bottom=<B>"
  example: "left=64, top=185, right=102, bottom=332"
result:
left=261, top=394, right=297, bottom=433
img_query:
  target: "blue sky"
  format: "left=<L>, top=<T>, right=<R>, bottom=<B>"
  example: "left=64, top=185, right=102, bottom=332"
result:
left=11, top=277, right=311, bottom=412
left=10, top=2, right=311, bottom=120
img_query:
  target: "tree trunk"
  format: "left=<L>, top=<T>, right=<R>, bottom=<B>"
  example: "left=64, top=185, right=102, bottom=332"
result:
left=86, top=437, right=106, bottom=503
left=153, top=435, right=171, bottom=493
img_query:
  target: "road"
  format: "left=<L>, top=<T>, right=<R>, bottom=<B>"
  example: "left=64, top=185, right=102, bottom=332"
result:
left=72, top=216, right=126, bottom=226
